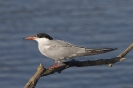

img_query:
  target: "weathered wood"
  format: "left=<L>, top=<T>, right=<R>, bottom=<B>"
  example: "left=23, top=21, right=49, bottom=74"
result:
left=108, top=43, right=133, bottom=66
left=24, top=64, right=46, bottom=88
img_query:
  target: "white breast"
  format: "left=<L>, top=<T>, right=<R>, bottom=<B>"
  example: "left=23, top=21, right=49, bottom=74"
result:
left=38, top=45, right=51, bottom=57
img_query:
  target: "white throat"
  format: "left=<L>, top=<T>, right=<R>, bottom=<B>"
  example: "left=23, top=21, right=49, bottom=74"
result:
left=35, top=38, right=51, bottom=56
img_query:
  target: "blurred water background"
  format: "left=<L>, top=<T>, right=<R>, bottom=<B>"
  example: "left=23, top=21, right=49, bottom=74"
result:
left=0, top=0, right=133, bottom=88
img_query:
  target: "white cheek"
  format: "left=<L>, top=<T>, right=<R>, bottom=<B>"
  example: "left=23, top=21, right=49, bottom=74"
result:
left=35, top=38, right=50, bottom=44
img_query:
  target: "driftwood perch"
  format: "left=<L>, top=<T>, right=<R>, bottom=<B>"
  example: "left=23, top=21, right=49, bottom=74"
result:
left=24, top=43, right=133, bottom=88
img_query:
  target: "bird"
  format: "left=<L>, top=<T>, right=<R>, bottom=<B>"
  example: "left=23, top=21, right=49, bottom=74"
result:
left=23, top=33, right=117, bottom=68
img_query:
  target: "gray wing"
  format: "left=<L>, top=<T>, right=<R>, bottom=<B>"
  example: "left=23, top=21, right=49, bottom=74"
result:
left=44, top=40, right=82, bottom=60
left=45, top=40, right=117, bottom=61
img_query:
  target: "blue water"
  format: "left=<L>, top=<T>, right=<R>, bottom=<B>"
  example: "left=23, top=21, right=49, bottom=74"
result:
left=0, top=0, right=133, bottom=88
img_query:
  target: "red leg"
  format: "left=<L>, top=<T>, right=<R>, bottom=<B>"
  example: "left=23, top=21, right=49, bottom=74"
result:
left=49, top=62, right=59, bottom=69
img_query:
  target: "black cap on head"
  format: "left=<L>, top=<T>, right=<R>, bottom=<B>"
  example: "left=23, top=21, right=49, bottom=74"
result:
left=35, top=33, right=53, bottom=40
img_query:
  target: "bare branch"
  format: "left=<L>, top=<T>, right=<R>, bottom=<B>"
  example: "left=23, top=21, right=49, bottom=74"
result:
left=118, top=43, right=133, bottom=57
left=24, top=64, right=46, bottom=88
left=41, top=57, right=123, bottom=76
left=108, top=43, right=133, bottom=66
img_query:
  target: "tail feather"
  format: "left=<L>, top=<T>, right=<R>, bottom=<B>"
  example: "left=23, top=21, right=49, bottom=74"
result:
left=84, top=48, right=117, bottom=56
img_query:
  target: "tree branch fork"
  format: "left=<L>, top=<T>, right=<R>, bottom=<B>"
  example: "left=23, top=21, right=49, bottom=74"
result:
left=24, top=43, right=133, bottom=88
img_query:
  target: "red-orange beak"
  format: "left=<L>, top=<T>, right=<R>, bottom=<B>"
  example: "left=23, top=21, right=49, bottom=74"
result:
left=23, top=36, right=36, bottom=40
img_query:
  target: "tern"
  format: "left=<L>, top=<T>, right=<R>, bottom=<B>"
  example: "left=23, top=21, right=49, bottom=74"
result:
left=23, top=33, right=117, bottom=68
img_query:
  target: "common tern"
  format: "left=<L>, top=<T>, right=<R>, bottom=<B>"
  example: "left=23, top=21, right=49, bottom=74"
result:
left=23, top=33, right=117, bottom=68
